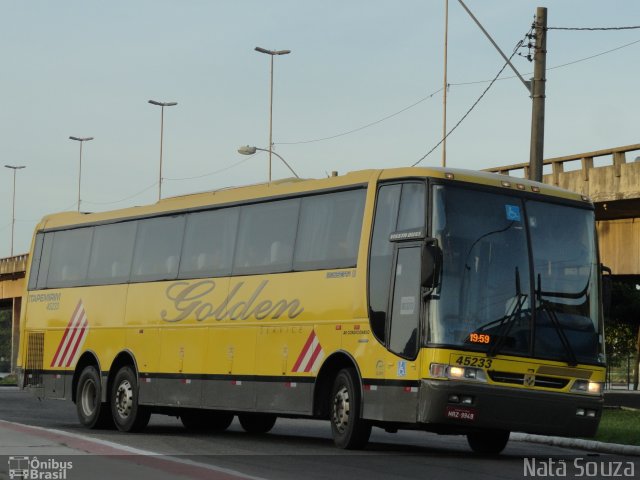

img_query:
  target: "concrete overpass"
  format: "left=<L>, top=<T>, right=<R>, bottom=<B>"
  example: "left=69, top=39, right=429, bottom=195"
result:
left=1, top=143, right=638, bottom=373
left=0, top=255, right=26, bottom=373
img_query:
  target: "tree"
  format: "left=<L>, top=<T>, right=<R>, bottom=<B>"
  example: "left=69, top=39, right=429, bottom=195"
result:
left=606, top=279, right=640, bottom=390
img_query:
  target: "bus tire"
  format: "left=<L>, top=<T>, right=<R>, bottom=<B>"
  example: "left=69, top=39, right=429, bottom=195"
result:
left=330, top=368, right=371, bottom=449
left=76, top=365, right=113, bottom=429
left=467, top=430, right=510, bottom=455
left=181, top=410, right=234, bottom=432
left=110, top=366, right=150, bottom=432
left=238, top=413, right=277, bottom=434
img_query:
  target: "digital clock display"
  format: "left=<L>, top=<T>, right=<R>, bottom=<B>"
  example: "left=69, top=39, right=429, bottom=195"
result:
left=469, top=333, right=491, bottom=344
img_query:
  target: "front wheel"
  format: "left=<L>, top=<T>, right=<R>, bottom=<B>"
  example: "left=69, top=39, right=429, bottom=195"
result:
left=238, top=413, right=277, bottom=434
left=330, top=368, right=371, bottom=449
left=110, top=366, right=150, bottom=432
left=467, top=430, right=510, bottom=455
left=76, top=366, right=113, bottom=429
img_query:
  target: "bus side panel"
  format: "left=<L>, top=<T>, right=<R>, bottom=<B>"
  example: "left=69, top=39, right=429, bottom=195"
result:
left=203, top=326, right=256, bottom=410
left=25, top=285, right=127, bottom=401
left=156, top=326, right=207, bottom=407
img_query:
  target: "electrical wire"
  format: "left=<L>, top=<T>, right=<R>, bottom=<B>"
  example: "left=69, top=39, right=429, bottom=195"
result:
left=83, top=182, right=158, bottom=206
left=411, top=35, right=527, bottom=167
left=450, top=37, right=640, bottom=86
left=82, top=155, right=259, bottom=206
left=274, top=35, right=639, bottom=147
left=164, top=154, right=258, bottom=181
left=275, top=88, right=443, bottom=146
left=548, top=26, right=640, bottom=31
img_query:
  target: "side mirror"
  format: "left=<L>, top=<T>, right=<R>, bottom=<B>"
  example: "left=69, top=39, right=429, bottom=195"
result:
left=422, top=239, right=442, bottom=290
left=601, top=264, right=612, bottom=318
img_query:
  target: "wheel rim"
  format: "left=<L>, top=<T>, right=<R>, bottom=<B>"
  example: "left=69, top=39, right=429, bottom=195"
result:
left=80, top=379, right=97, bottom=417
left=332, top=385, right=350, bottom=434
left=115, top=379, right=133, bottom=419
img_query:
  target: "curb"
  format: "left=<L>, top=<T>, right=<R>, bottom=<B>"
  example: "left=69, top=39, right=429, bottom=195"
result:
left=511, top=433, right=640, bottom=456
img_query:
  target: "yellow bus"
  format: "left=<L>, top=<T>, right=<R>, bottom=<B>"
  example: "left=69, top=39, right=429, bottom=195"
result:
left=17, top=167, right=605, bottom=454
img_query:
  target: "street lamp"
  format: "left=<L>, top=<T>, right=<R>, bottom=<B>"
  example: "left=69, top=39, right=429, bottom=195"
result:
left=254, top=46, right=291, bottom=182
left=148, top=99, right=178, bottom=200
left=237, top=145, right=299, bottom=179
left=4, top=165, right=26, bottom=257
left=69, top=136, right=94, bottom=212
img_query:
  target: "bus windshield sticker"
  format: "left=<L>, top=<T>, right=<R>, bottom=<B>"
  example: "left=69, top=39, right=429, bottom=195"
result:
left=400, top=296, right=415, bottom=315
left=505, top=204, right=521, bottom=222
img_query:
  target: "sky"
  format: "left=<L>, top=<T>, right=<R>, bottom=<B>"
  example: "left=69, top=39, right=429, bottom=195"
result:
left=1, top=0, right=639, bottom=257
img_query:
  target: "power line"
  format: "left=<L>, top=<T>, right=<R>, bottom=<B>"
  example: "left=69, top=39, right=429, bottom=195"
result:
left=83, top=182, right=158, bottom=206
left=82, top=156, right=260, bottom=206
left=451, top=37, right=640, bottom=86
left=274, top=36, right=639, bottom=147
left=548, top=25, right=640, bottom=31
left=164, top=154, right=257, bottom=181
left=275, top=88, right=443, bottom=145
left=412, top=35, right=527, bottom=167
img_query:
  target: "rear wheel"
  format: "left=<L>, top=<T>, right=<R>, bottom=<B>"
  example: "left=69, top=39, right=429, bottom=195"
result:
left=110, top=366, right=150, bottom=432
left=330, top=368, right=371, bottom=449
left=76, top=366, right=113, bottom=429
left=238, top=413, right=277, bottom=434
left=181, top=409, right=234, bottom=432
left=467, top=430, right=510, bottom=455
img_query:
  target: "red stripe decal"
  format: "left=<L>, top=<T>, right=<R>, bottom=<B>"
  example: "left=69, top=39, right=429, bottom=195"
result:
left=303, top=343, right=323, bottom=373
left=291, top=331, right=316, bottom=372
left=64, top=318, right=88, bottom=367
left=57, top=310, right=84, bottom=367
left=50, top=300, right=82, bottom=367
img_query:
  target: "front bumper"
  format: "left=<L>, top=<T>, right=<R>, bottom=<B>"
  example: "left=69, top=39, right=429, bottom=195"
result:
left=419, top=379, right=603, bottom=437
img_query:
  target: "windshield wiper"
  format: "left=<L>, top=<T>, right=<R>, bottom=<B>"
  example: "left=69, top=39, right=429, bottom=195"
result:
left=487, top=267, right=527, bottom=358
left=536, top=274, right=578, bottom=367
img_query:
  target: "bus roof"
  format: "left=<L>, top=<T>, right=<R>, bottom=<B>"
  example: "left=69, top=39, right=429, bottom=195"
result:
left=37, top=166, right=589, bottom=231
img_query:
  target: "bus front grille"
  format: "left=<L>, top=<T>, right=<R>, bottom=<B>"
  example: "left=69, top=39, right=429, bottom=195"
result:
left=25, top=332, right=44, bottom=387
left=488, top=371, right=569, bottom=389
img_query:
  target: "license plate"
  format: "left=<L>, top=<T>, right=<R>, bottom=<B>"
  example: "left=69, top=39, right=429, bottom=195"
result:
left=445, top=406, right=477, bottom=422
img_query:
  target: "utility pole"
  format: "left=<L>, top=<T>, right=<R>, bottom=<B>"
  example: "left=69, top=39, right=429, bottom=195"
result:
left=442, top=0, right=449, bottom=167
left=529, top=7, right=547, bottom=182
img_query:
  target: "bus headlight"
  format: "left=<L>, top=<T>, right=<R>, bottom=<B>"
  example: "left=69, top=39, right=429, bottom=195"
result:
left=429, top=363, right=487, bottom=382
left=571, top=380, right=602, bottom=395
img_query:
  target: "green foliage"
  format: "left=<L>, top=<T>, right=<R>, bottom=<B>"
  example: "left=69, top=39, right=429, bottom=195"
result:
left=605, top=322, right=636, bottom=367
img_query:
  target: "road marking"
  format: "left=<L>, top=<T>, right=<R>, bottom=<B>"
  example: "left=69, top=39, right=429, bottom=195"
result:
left=0, top=419, right=266, bottom=480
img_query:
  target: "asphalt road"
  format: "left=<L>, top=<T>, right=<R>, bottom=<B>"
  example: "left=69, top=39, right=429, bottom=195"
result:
left=0, top=387, right=638, bottom=480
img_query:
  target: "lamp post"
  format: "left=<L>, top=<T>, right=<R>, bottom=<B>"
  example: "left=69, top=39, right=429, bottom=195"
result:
left=254, top=47, right=291, bottom=182
left=69, top=136, right=93, bottom=212
left=237, top=145, right=299, bottom=179
left=148, top=100, right=178, bottom=200
left=4, top=165, right=26, bottom=257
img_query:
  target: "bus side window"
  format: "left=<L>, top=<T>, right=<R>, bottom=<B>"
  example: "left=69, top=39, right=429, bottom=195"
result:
left=233, top=199, right=299, bottom=275
left=179, top=208, right=238, bottom=279
left=47, top=228, right=93, bottom=288
left=131, top=216, right=185, bottom=282
left=88, top=221, right=137, bottom=284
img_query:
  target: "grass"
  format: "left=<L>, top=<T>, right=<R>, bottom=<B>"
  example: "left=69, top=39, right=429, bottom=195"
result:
left=0, top=374, right=17, bottom=385
left=592, top=408, right=640, bottom=446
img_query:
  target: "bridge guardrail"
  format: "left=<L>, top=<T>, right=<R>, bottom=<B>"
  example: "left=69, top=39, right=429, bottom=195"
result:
left=0, top=254, right=28, bottom=277
left=485, top=143, right=640, bottom=186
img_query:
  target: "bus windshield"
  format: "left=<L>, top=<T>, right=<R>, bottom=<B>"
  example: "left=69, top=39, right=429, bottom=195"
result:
left=428, top=185, right=603, bottom=365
